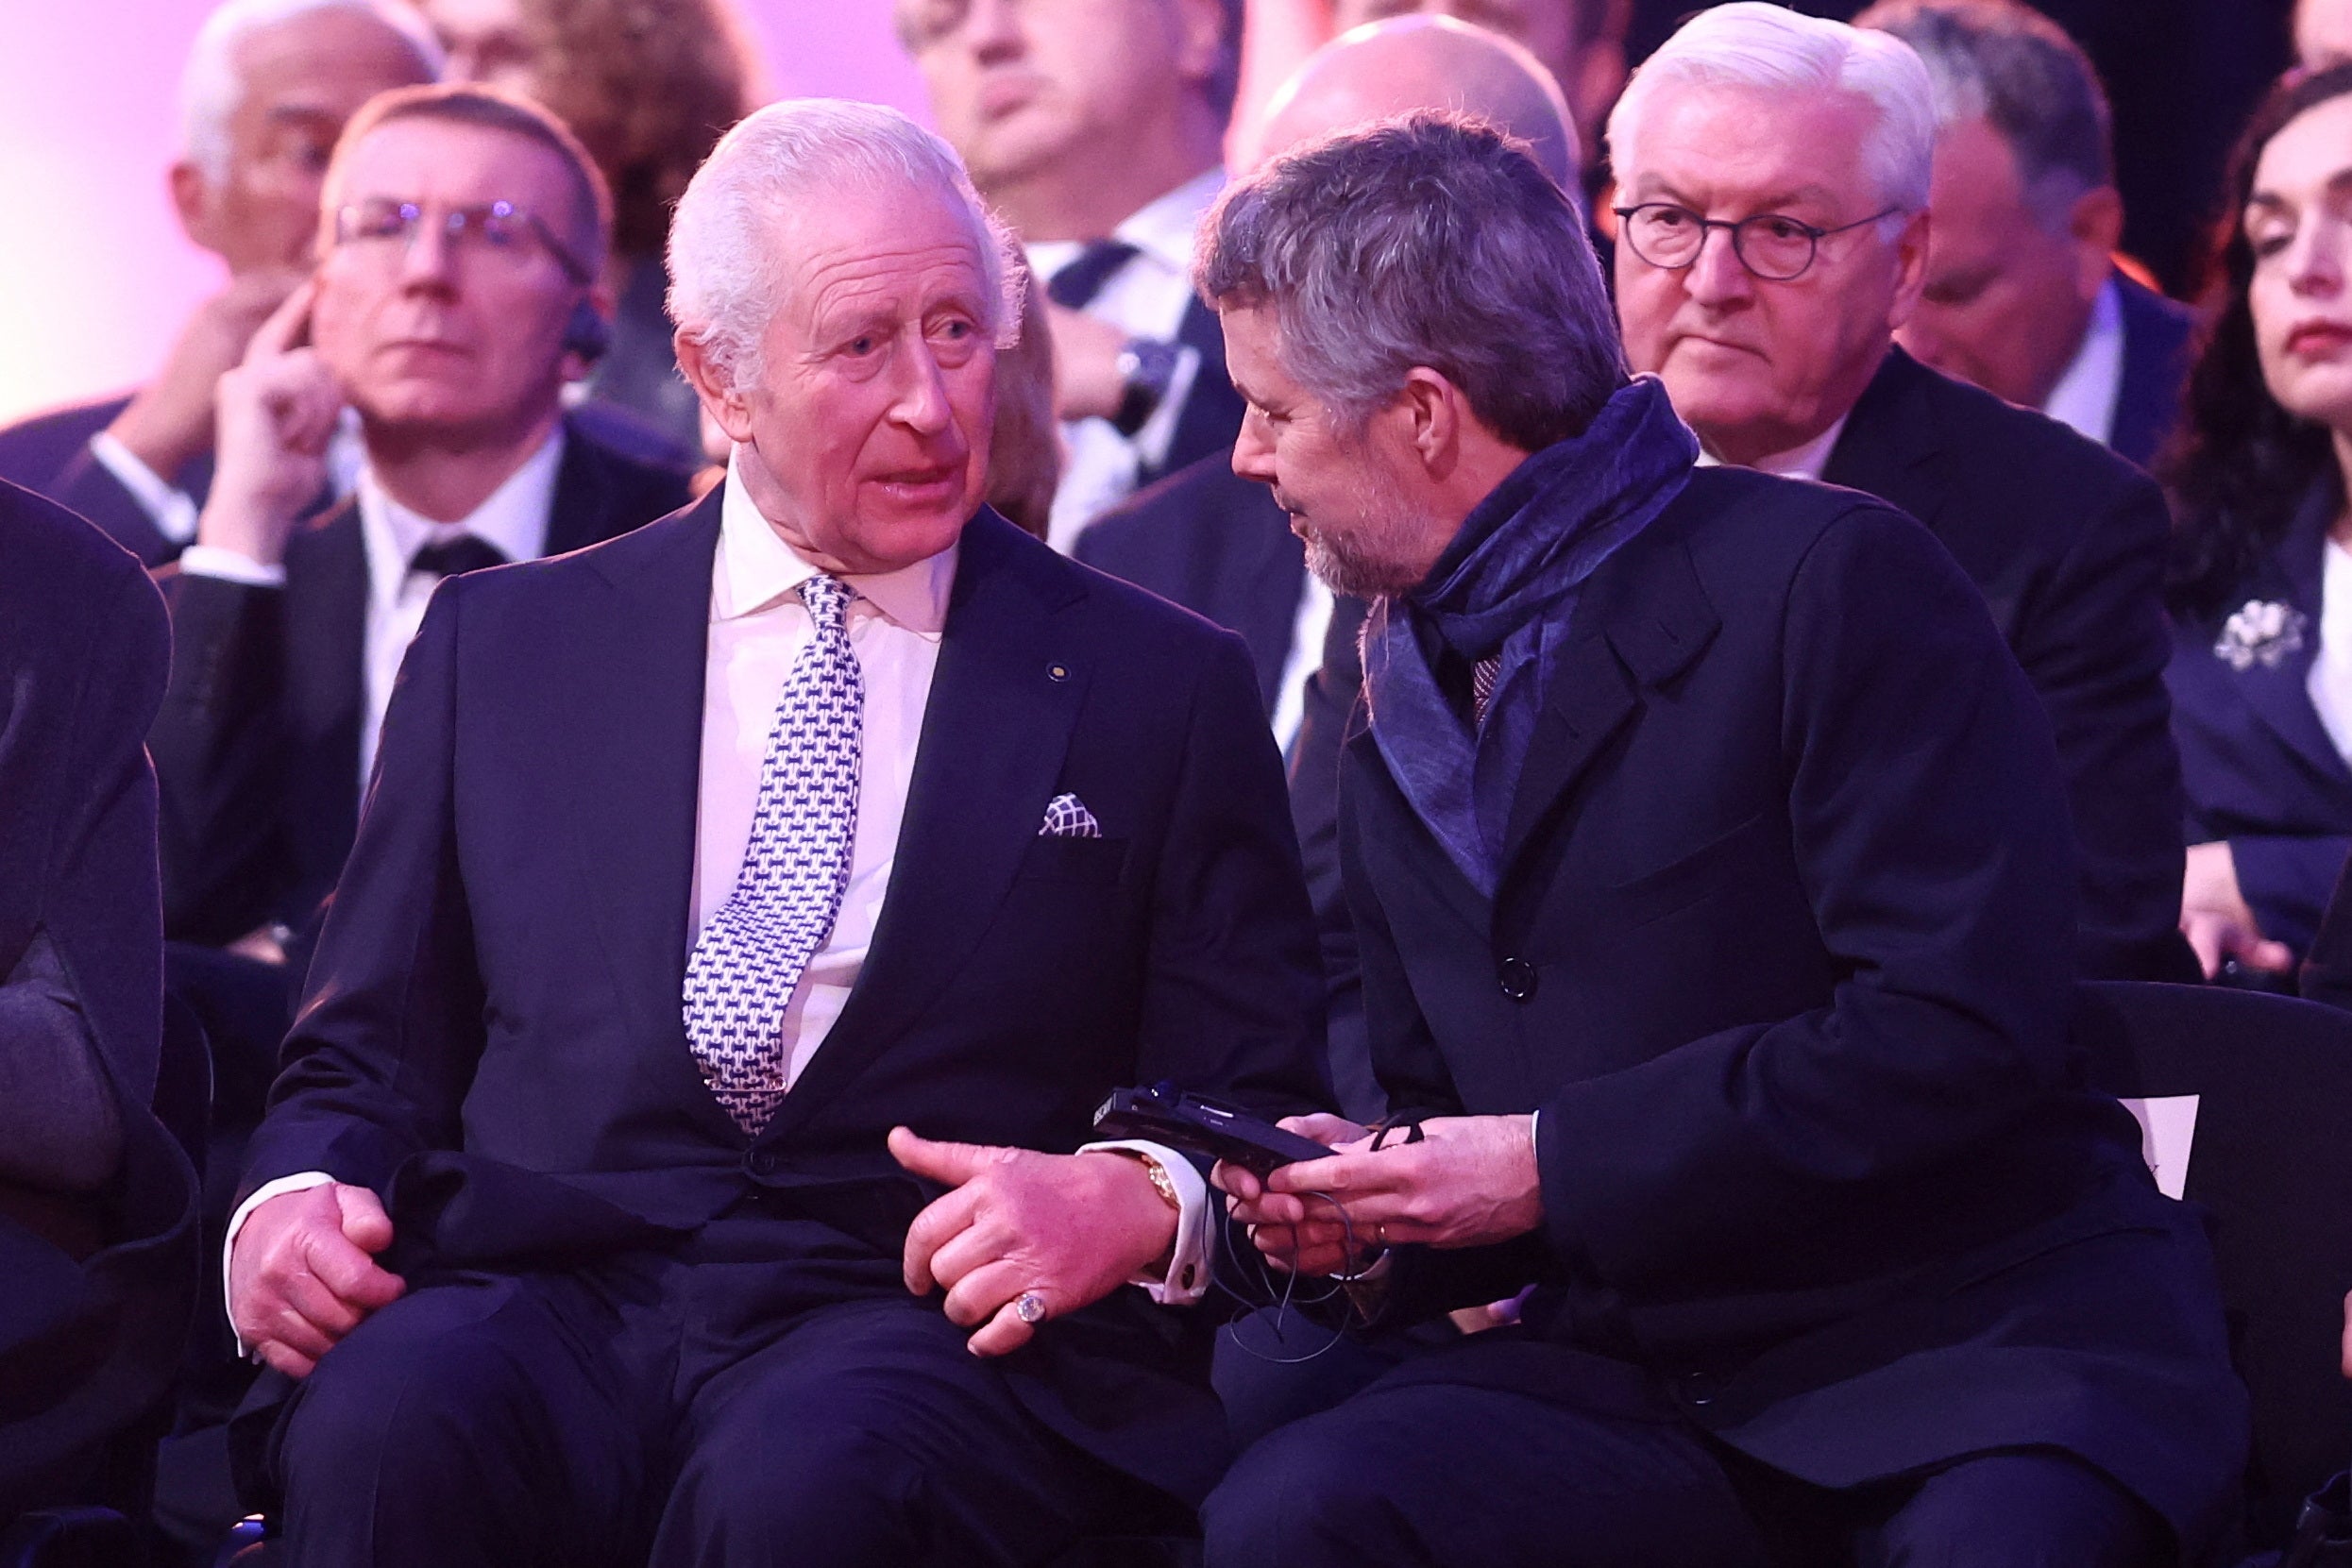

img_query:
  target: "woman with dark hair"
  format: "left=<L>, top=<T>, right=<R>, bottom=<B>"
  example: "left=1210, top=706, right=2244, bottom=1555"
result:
left=2167, top=61, right=2352, bottom=980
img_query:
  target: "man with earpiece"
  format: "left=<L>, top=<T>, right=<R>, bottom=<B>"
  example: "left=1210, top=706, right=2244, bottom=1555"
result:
left=152, top=81, right=697, bottom=968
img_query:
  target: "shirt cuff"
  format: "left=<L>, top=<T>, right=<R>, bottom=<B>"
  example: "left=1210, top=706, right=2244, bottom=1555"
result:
left=1076, top=1138, right=1211, bottom=1306
left=88, top=430, right=200, bottom=545
left=223, top=1171, right=337, bottom=1357
left=178, top=544, right=288, bottom=588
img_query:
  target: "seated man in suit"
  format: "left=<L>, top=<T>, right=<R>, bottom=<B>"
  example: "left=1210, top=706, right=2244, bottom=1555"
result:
left=1610, top=3, right=2193, bottom=982
left=1196, top=110, right=2245, bottom=1568
left=1856, top=0, right=2199, bottom=470
left=222, top=99, right=1326, bottom=1566
left=154, top=81, right=696, bottom=957
left=1087, top=19, right=1581, bottom=1122
left=0, top=0, right=441, bottom=565
left=0, top=481, right=199, bottom=1523
left=897, top=0, right=1250, bottom=548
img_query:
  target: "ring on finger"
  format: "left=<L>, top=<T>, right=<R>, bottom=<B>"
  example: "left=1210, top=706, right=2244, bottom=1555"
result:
left=1014, top=1291, right=1048, bottom=1325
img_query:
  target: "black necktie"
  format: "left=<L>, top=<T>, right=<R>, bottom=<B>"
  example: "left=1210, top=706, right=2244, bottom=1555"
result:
left=408, top=535, right=509, bottom=580
left=1047, top=240, right=1141, bottom=311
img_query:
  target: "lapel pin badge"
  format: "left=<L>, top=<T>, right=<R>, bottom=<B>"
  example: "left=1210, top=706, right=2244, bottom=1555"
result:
left=1047, top=662, right=1070, bottom=682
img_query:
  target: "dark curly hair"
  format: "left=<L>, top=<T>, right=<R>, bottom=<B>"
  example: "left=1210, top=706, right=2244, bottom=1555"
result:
left=2164, top=62, right=2352, bottom=623
left=520, top=0, right=764, bottom=260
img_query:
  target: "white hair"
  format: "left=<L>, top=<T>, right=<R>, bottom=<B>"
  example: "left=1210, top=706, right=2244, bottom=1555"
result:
left=1608, top=1, right=1936, bottom=217
left=179, top=0, right=444, bottom=184
left=667, top=99, right=1025, bottom=393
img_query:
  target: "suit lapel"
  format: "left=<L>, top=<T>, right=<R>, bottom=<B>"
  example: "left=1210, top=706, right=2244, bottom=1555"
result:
left=1497, top=530, right=1719, bottom=883
left=284, top=500, right=371, bottom=874
left=766, top=512, right=1089, bottom=1132
left=565, top=496, right=723, bottom=1124
left=1822, top=347, right=1952, bottom=537
left=2226, top=489, right=2352, bottom=788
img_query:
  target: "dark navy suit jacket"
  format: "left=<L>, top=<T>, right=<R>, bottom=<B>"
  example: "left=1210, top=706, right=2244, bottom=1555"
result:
left=2110, top=273, right=2200, bottom=473
left=1823, top=346, right=2195, bottom=982
left=0, top=481, right=198, bottom=1510
left=2168, top=481, right=2352, bottom=961
left=149, top=417, right=695, bottom=945
left=1073, top=453, right=1306, bottom=716
left=1343, top=464, right=2244, bottom=1546
left=236, top=497, right=1328, bottom=1504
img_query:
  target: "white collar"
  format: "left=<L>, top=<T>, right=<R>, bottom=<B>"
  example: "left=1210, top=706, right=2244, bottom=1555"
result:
left=2041, top=276, right=2127, bottom=447
left=1025, top=165, right=1226, bottom=278
left=356, top=425, right=566, bottom=615
left=713, top=457, right=956, bottom=635
left=1694, top=412, right=1852, bottom=483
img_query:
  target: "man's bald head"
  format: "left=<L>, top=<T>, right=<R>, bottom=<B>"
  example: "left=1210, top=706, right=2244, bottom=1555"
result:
left=1253, top=14, right=1578, bottom=187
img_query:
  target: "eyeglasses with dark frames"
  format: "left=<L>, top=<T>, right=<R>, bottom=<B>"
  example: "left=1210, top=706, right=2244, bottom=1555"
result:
left=1612, top=202, right=1904, bottom=282
left=331, top=199, right=594, bottom=284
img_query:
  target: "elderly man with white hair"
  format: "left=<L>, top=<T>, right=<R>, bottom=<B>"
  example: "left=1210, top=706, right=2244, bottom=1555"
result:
left=1611, top=1, right=2195, bottom=986
left=1191, top=103, right=2244, bottom=1568
left=0, top=0, right=440, bottom=564
left=220, top=97, right=1327, bottom=1566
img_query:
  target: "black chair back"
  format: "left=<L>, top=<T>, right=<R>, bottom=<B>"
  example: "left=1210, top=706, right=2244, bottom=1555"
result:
left=2075, top=982, right=2352, bottom=1543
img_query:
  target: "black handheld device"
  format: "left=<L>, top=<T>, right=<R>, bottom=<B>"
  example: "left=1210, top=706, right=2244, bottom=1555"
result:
left=1092, top=1084, right=1337, bottom=1178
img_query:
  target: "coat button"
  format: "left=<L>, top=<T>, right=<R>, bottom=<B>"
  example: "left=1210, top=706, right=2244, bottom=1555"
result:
left=747, top=1150, right=777, bottom=1177
left=1497, top=956, right=1538, bottom=1003
left=1679, top=1372, right=1717, bottom=1408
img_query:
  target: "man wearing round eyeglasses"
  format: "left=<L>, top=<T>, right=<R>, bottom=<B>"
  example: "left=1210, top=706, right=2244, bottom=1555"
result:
left=152, top=81, right=696, bottom=966
left=1611, top=2, right=2196, bottom=987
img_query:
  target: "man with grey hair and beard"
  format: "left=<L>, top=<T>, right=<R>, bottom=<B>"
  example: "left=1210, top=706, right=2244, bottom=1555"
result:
left=0, top=0, right=440, bottom=564
left=1195, top=111, right=2244, bottom=1567
left=222, top=97, right=1326, bottom=1566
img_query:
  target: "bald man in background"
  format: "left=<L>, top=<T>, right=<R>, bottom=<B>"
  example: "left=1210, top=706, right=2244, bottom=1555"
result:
left=1321, top=0, right=1621, bottom=176
left=1080, top=15, right=1579, bottom=1129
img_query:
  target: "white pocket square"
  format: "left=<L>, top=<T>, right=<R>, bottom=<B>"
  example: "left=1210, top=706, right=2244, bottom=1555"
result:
left=1041, top=793, right=1102, bottom=838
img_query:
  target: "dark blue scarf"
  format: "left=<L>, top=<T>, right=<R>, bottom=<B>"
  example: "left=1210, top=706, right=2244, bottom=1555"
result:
left=1362, top=375, right=1699, bottom=895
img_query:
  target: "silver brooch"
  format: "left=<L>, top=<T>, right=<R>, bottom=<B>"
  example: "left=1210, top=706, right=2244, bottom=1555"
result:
left=2214, top=599, right=2309, bottom=671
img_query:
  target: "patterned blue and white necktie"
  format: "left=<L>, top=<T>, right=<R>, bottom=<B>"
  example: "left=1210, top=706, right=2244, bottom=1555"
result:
left=683, top=574, right=863, bottom=1135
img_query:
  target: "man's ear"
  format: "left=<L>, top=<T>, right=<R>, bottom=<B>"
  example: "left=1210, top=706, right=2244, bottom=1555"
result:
left=1886, top=208, right=1933, bottom=331
left=2068, top=185, right=2127, bottom=303
left=170, top=161, right=221, bottom=255
left=674, top=328, right=756, bottom=444
left=1396, top=367, right=1463, bottom=480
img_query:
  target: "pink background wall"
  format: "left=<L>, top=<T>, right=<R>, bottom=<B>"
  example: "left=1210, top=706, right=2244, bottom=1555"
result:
left=0, top=1, right=931, bottom=426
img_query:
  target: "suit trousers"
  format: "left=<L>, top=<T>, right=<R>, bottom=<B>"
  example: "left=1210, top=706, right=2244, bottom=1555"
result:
left=1201, top=1343, right=2169, bottom=1568
left=265, top=1208, right=1135, bottom=1568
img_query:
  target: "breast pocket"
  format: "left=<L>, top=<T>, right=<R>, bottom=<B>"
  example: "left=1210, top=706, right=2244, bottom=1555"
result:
left=1016, top=835, right=1130, bottom=885
left=1608, top=811, right=1773, bottom=930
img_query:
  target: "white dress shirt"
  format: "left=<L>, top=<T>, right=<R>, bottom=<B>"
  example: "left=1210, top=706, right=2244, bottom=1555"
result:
left=2310, top=539, right=2352, bottom=767
left=1695, top=412, right=1851, bottom=483
left=1028, top=167, right=1224, bottom=552
left=353, top=433, right=563, bottom=790
left=227, top=456, right=1210, bottom=1342
left=2042, top=277, right=2127, bottom=449
left=1268, top=572, right=1335, bottom=759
